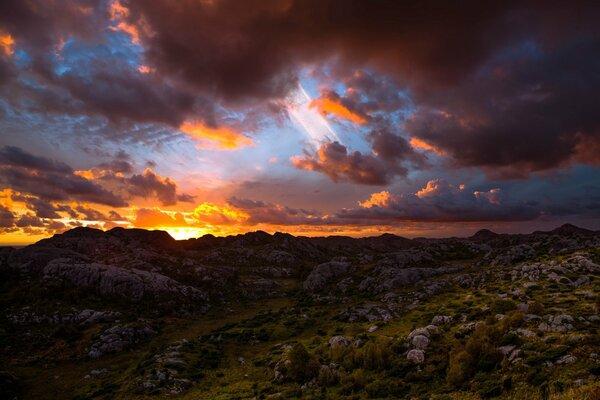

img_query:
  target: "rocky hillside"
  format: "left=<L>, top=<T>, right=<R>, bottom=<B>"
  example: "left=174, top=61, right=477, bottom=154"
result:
left=1, top=224, right=599, bottom=399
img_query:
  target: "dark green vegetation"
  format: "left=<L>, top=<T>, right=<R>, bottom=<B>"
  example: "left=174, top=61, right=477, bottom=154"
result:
left=1, top=224, right=600, bottom=399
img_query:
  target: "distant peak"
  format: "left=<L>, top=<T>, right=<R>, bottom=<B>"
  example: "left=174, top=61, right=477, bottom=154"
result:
left=550, top=223, right=592, bottom=235
left=470, top=228, right=499, bottom=240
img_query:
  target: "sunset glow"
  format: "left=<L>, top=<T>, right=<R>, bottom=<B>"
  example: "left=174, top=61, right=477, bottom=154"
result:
left=0, top=0, right=599, bottom=245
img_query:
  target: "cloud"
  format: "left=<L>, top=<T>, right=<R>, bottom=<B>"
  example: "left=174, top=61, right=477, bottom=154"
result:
left=0, top=146, right=127, bottom=207
left=0, top=204, right=15, bottom=228
left=192, top=202, right=249, bottom=225
left=0, top=146, right=191, bottom=210
left=75, top=205, right=124, bottom=221
left=121, top=1, right=524, bottom=101
left=405, top=37, right=600, bottom=176
left=0, top=146, right=72, bottom=174
left=358, top=191, right=394, bottom=208
left=0, top=32, right=15, bottom=57
left=15, top=213, right=44, bottom=228
left=127, top=168, right=179, bottom=206
left=133, top=208, right=187, bottom=228
left=309, top=90, right=368, bottom=124
left=227, top=197, right=324, bottom=225
left=336, top=180, right=541, bottom=223
left=292, top=141, right=393, bottom=185
left=11, top=193, right=77, bottom=219
left=180, top=121, right=254, bottom=150
left=409, top=137, right=445, bottom=157
left=292, top=127, right=422, bottom=185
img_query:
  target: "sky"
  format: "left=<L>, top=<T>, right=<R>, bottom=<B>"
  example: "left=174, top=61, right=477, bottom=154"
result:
left=0, top=0, right=599, bottom=245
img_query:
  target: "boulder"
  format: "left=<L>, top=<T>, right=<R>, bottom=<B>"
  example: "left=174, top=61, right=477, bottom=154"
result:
left=43, top=259, right=208, bottom=302
left=303, top=261, right=354, bottom=292
left=328, top=336, right=350, bottom=347
left=407, top=349, right=425, bottom=364
left=411, top=335, right=430, bottom=350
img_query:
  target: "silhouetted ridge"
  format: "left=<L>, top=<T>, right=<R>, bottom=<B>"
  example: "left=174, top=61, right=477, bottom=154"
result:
left=531, top=223, right=593, bottom=236
left=470, top=229, right=500, bottom=242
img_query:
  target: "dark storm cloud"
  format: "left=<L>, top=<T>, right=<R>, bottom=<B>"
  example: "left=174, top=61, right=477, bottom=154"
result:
left=121, top=0, right=600, bottom=173
left=127, top=0, right=520, bottom=102
left=15, top=214, right=44, bottom=228
left=0, top=205, right=15, bottom=228
left=0, top=146, right=191, bottom=209
left=335, top=182, right=541, bottom=224
left=0, top=146, right=126, bottom=207
left=58, top=61, right=197, bottom=126
left=10, top=193, right=77, bottom=219
left=127, top=169, right=179, bottom=207
left=1, top=0, right=599, bottom=184
left=406, top=37, right=600, bottom=176
left=0, top=0, right=104, bottom=51
left=0, top=146, right=72, bottom=174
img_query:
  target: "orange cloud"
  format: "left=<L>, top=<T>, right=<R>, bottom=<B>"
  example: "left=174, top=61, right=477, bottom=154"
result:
left=416, top=179, right=463, bottom=198
left=180, top=121, right=254, bottom=150
left=133, top=208, right=187, bottom=228
left=192, top=202, right=249, bottom=225
left=309, top=97, right=367, bottom=125
left=0, top=33, right=15, bottom=57
left=108, top=0, right=140, bottom=44
left=109, top=0, right=129, bottom=19
left=137, top=65, right=153, bottom=74
left=109, top=22, right=140, bottom=44
left=359, top=191, right=395, bottom=208
left=410, top=137, right=445, bottom=156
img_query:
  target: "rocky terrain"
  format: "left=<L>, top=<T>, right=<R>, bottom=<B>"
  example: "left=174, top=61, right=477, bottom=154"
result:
left=1, top=224, right=600, bottom=399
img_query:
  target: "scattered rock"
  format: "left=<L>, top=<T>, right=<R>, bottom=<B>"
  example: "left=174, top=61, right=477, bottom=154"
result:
left=407, top=349, right=425, bottom=364
left=431, top=315, right=453, bottom=325
left=328, top=336, right=350, bottom=347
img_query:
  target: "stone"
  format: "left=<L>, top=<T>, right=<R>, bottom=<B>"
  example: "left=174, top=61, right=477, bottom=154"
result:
left=555, top=354, right=576, bottom=365
left=431, top=315, right=453, bottom=325
left=411, top=335, right=430, bottom=350
left=303, top=261, right=354, bottom=292
left=408, top=327, right=430, bottom=340
left=328, top=336, right=350, bottom=347
left=407, top=349, right=425, bottom=364
left=498, top=345, right=516, bottom=356
left=367, top=325, right=379, bottom=333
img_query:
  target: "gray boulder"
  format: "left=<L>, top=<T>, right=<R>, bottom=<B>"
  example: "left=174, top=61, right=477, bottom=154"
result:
left=304, top=261, right=354, bottom=292
left=328, top=335, right=350, bottom=347
left=43, top=259, right=208, bottom=302
left=407, top=349, right=425, bottom=364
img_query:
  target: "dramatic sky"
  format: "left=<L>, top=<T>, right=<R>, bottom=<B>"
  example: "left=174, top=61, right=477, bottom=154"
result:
left=1, top=0, right=600, bottom=244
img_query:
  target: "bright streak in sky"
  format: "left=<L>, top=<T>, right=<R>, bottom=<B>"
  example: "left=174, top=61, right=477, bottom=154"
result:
left=287, top=84, right=340, bottom=147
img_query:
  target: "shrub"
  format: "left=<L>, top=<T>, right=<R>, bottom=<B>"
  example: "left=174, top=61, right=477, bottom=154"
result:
left=491, top=299, right=517, bottom=314
left=365, top=378, right=408, bottom=398
left=317, top=366, right=338, bottom=387
left=356, top=340, right=391, bottom=370
left=288, top=343, right=318, bottom=382
left=446, top=348, right=474, bottom=386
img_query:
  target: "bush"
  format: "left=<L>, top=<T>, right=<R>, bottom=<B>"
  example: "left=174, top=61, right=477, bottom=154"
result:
left=365, top=378, right=408, bottom=398
left=447, top=322, right=502, bottom=386
left=491, top=299, right=517, bottom=314
left=288, top=343, right=318, bottom=382
left=447, top=348, right=474, bottom=386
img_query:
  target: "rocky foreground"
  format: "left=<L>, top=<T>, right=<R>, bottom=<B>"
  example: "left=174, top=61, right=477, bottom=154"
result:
left=1, top=224, right=599, bottom=399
